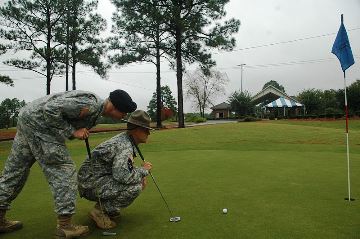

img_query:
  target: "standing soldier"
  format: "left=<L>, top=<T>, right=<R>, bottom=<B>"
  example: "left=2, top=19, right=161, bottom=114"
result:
left=78, top=110, right=152, bottom=229
left=0, top=89, right=137, bottom=238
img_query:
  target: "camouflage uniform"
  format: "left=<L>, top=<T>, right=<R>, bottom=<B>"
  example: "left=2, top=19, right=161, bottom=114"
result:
left=0, top=90, right=104, bottom=215
left=78, top=132, right=149, bottom=214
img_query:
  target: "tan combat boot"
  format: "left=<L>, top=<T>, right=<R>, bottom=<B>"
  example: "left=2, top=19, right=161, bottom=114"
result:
left=88, top=204, right=116, bottom=229
left=108, top=210, right=121, bottom=222
left=0, top=209, right=23, bottom=233
left=54, top=215, right=89, bottom=239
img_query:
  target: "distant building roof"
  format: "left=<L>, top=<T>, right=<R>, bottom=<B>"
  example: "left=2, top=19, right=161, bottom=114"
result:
left=251, top=85, right=297, bottom=106
left=211, top=102, right=231, bottom=110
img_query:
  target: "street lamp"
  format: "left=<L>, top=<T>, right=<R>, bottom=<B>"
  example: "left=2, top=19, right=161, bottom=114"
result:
left=237, top=64, right=246, bottom=93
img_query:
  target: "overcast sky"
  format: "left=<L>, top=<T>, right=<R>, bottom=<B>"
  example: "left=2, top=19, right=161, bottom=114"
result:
left=0, top=0, right=359, bottom=113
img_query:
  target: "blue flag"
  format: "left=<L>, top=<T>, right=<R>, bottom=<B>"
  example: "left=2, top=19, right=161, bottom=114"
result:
left=331, top=15, right=355, bottom=72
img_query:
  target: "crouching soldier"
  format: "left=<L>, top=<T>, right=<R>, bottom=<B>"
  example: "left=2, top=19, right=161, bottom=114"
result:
left=78, top=110, right=153, bottom=229
left=0, top=89, right=136, bottom=238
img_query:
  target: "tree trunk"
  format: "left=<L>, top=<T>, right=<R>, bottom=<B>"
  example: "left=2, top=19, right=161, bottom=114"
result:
left=155, top=29, right=162, bottom=128
left=65, top=6, right=70, bottom=91
left=5, top=112, right=9, bottom=129
left=71, top=8, right=78, bottom=90
left=72, top=59, right=76, bottom=90
left=46, top=3, right=51, bottom=95
left=175, top=16, right=184, bottom=128
left=176, top=38, right=184, bottom=127
left=46, top=61, right=51, bottom=95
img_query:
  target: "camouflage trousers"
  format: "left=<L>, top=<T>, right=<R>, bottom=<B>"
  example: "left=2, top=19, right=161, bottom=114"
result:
left=78, top=174, right=142, bottom=214
left=0, top=121, right=77, bottom=215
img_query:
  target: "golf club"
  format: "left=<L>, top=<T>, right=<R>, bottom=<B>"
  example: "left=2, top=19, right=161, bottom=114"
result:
left=85, top=138, right=117, bottom=236
left=130, top=136, right=181, bottom=223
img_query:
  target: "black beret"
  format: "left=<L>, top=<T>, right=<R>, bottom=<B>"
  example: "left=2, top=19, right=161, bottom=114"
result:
left=109, top=90, right=137, bottom=113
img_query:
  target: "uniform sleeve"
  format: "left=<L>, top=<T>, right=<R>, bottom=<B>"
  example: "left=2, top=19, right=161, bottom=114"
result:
left=112, top=148, right=149, bottom=185
left=43, top=94, right=99, bottom=139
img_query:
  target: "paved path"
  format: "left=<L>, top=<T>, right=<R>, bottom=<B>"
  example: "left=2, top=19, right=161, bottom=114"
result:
left=186, top=119, right=238, bottom=127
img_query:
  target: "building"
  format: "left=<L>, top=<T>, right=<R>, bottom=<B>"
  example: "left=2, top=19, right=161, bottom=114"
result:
left=251, top=85, right=292, bottom=106
left=251, top=85, right=304, bottom=118
left=210, top=102, right=231, bottom=119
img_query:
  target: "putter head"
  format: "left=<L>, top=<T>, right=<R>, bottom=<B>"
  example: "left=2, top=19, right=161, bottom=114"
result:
left=169, top=216, right=181, bottom=222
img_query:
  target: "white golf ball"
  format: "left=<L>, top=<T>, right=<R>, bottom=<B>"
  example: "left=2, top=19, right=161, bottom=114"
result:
left=222, top=208, right=228, bottom=214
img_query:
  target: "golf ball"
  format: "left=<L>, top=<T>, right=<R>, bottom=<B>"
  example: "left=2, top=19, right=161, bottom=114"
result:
left=222, top=208, right=228, bottom=214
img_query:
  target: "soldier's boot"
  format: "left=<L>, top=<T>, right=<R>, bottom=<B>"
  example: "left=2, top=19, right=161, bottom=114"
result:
left=0, top=209, right=23, bottom=233
left=108, top=210, right=121, bottom=222
left=54, top=214, right=89, bottom=239
left=88, top=204, right=116, bottom=229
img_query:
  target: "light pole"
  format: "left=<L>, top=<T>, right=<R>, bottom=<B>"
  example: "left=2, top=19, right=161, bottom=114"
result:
left=237, top=64, right=246, bottom=93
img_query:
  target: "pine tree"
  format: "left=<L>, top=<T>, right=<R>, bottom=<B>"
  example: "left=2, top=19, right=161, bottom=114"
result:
left=55, top=0, right=108, bottom=90
left=0, top=0, right=67, bottom=94
left=109, top=0, right=170, bottom=128
left=160, top=0, right=240, bottom=127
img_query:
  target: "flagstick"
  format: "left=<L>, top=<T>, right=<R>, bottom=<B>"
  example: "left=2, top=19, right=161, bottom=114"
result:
left=332, top=14, right=355, bottom=201
left=343, top=71, right=354, bottom=202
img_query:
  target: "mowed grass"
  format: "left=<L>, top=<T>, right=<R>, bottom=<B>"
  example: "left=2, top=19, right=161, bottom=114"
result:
left=0, top=120, right=360, bottom=238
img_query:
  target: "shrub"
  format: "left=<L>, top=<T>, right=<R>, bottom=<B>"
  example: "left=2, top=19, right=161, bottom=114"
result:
left=243, top=116, right=257, bottom=122
left=268, top=113, right=275, bottom=120
left=193, top=117, right=207, bottom=123
left=184, top=113, right=207, bottom=123
left=325, top=107, right=341, bottom=115
left=335, top=113, right=343, bottom=119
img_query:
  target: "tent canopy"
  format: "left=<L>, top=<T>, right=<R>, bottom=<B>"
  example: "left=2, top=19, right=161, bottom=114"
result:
left=266, top=97, right=303, bottom=108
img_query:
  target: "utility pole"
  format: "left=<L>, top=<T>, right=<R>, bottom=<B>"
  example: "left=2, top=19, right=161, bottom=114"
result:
left=237, top=64, right=246, bottom=93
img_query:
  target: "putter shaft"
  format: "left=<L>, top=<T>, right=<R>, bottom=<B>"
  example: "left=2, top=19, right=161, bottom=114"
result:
left=130, top=136, right=178, bottom=219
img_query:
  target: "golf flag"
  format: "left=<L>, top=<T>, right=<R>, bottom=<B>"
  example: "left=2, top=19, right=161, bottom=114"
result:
left=332, top=15, right=355, bottom=202
left=331, top=14, right=355, bottom=72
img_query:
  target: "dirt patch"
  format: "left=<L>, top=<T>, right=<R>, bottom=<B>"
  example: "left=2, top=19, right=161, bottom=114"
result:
left=0, top=131, right=15, bottom=141
left=0, top=125, right=180, bottom=142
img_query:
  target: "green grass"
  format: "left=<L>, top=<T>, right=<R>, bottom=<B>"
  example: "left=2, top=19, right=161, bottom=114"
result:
left=1, top=120, right=360, bottom=238
left=267, top=118, right=360, bottom=131
left=0, top=127, right=16, bottom=132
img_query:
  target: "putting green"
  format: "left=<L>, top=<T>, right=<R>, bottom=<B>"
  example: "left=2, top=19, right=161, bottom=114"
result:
left=0, top=120, right=359, bottom=238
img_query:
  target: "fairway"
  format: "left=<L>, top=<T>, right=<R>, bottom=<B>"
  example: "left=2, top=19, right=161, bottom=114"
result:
left=0, top=120, right=360, bottom=238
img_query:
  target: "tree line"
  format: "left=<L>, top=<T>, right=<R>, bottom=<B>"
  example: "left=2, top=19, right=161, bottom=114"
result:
left=147, top=75, right=360, bottom=120
left=229, top=79, right=360, bottom=118
left=0, top=0, right=240, bottom=128
left=0, top=98, right=26, bottom=129
left=1, top=78, right=359, bottom=129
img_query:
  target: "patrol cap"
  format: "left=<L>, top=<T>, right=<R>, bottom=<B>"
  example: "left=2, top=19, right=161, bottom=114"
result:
left=127, top=110, right=154, bottom=130
left=109, top=89, right=137, bottom=113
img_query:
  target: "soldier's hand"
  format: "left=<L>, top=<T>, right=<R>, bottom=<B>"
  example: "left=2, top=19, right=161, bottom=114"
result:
left=141, top=177, right=147, bottom=190
left=73, top=128, right=89, bottom=140
left=143, top=162, right=152, bottom=171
